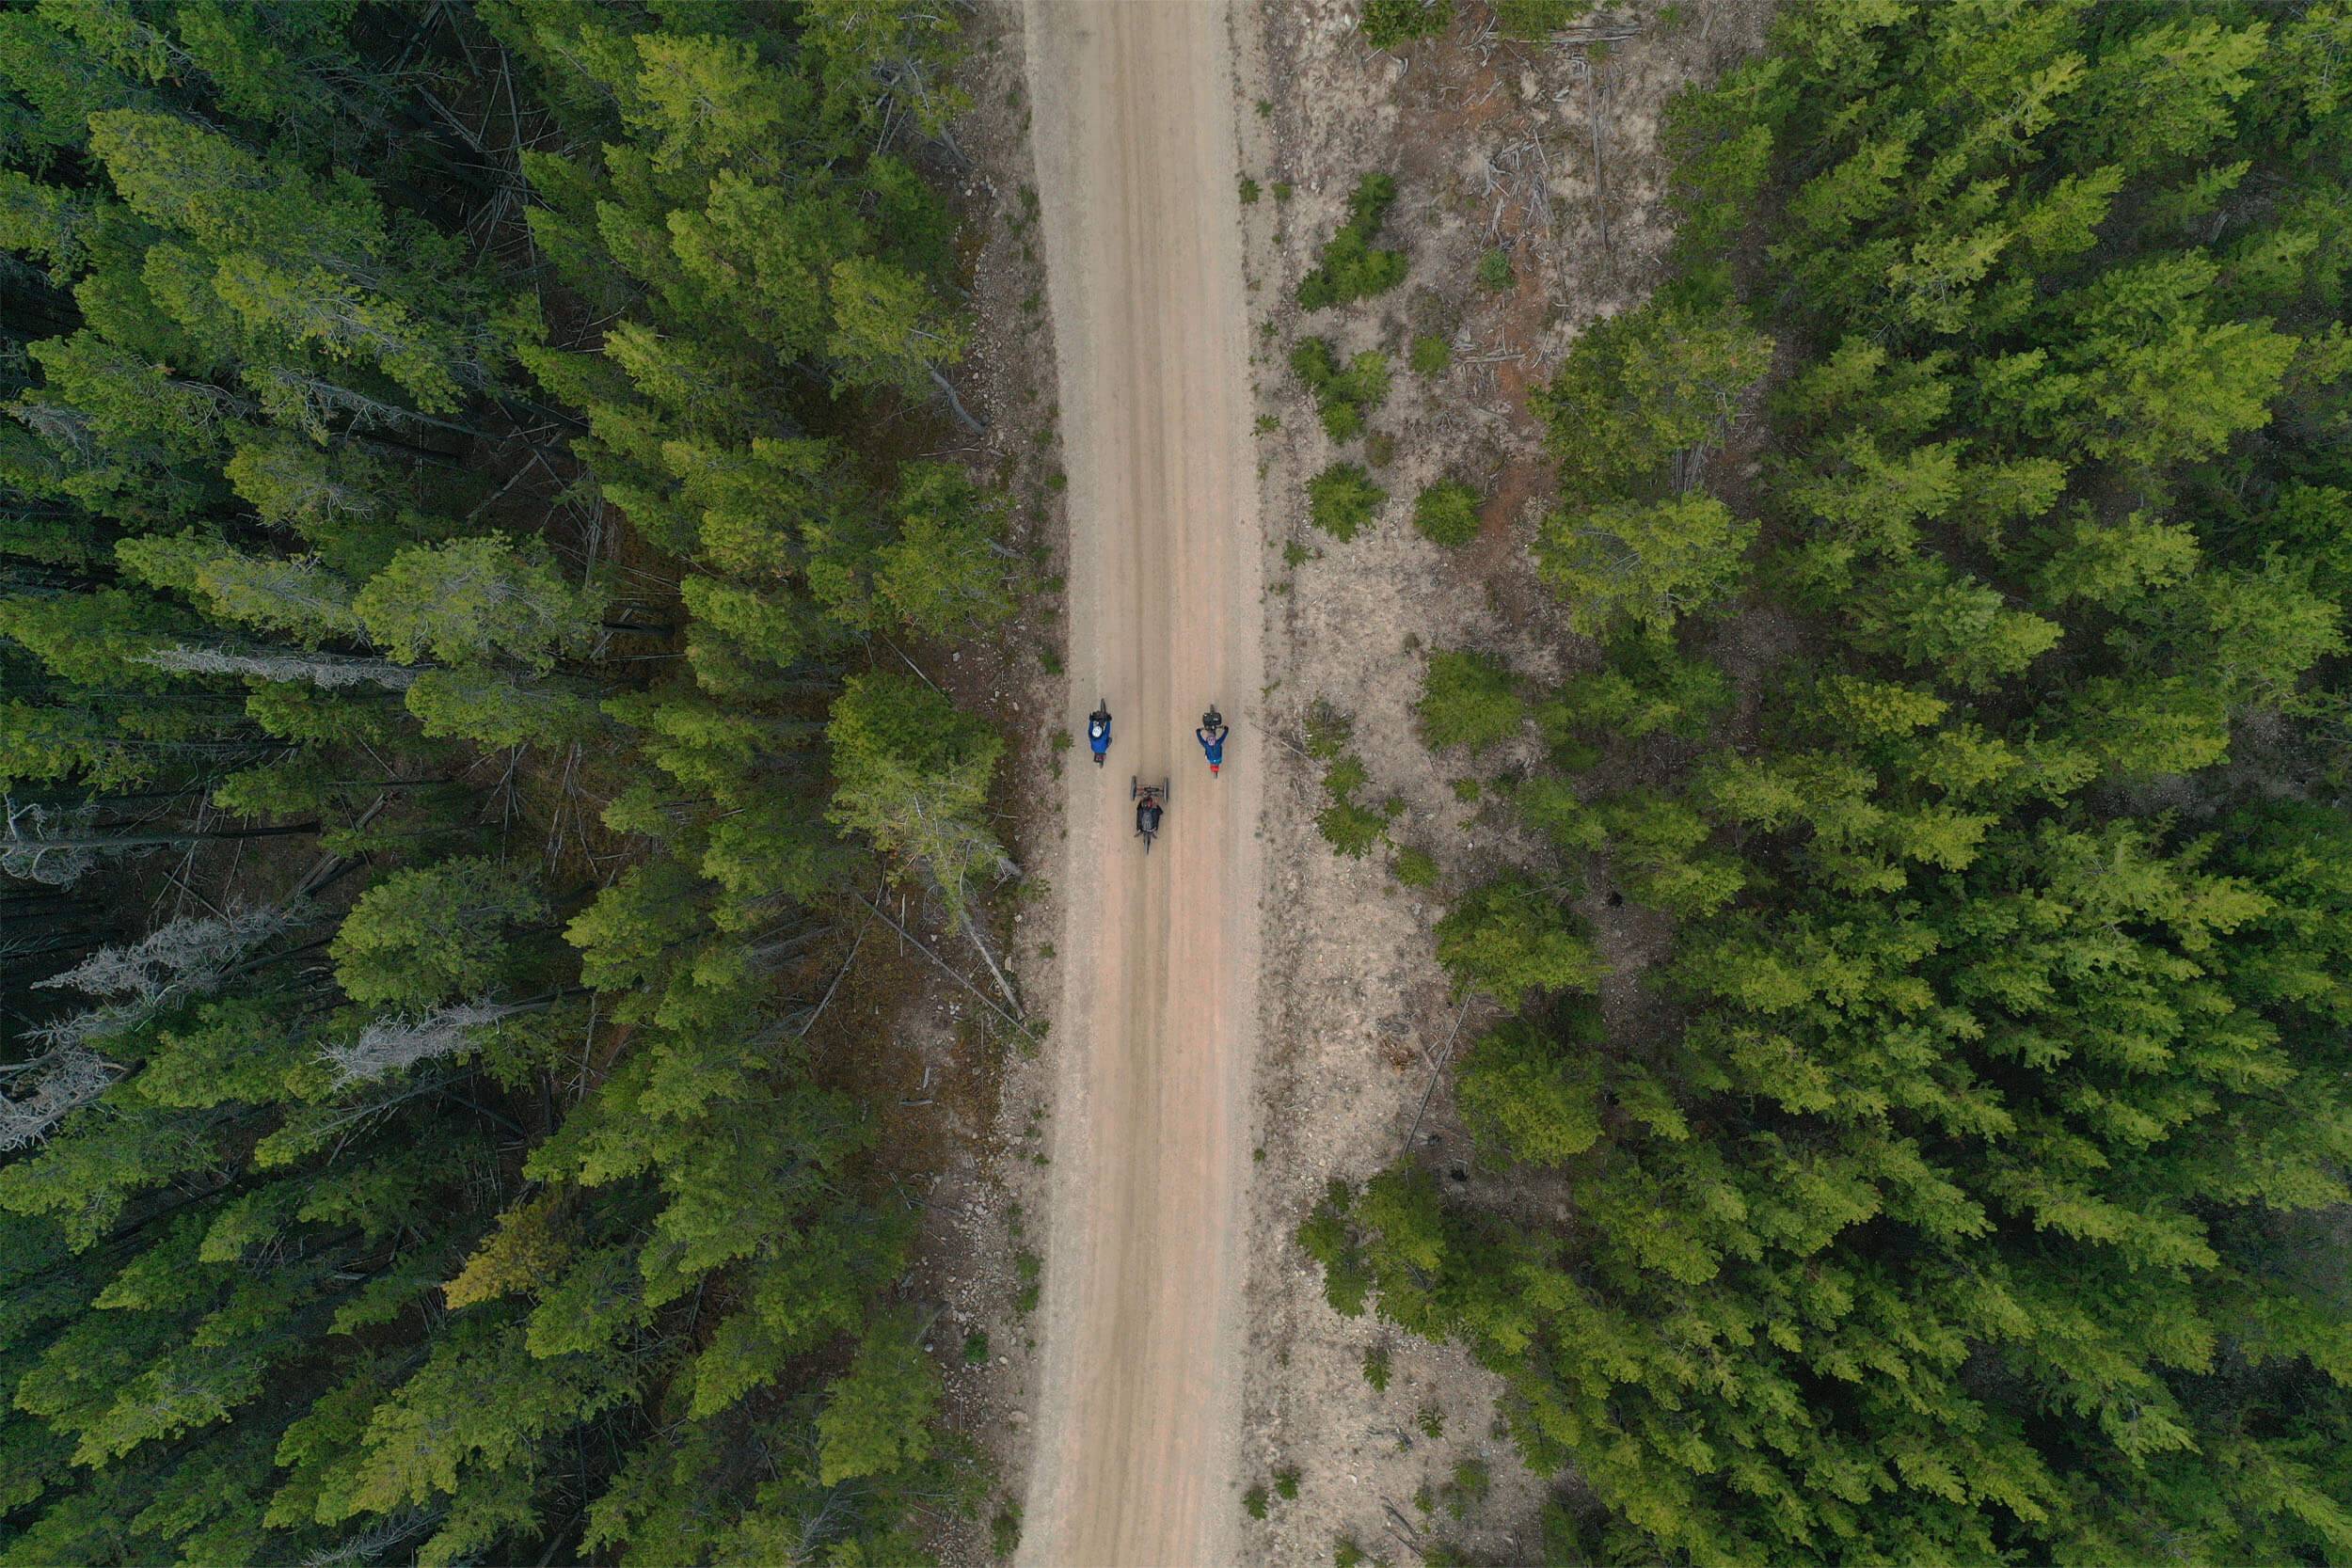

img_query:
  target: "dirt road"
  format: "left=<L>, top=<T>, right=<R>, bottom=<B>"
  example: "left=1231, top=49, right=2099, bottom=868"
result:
left=1019, top=4, right=1263, bottom=1562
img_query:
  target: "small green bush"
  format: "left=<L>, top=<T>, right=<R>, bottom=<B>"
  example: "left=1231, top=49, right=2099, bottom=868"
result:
left=1418, top=1402, right=1446, bottom=1439
left=1420, top=649, right=1526, bottom=752
left=1335, top=1539, right=1369, bottom=1568
left=991, top=1503, right=1023, bottom=1559
left=1447, top=1458, right=1491, bottom=1517
left=1243, top=1484, right=1271, bottom=1520
left=963, top=1330, right=990, bottom=1364
left=1291, top=338, right=1391, bottom=442
left=1296, top=1178, right=1372, bottom=1315
left=1414, top=480, right=1482, bottom=546
left=1360, top=0, right=1448, bottom=49
left=1275, top=1465, right=1301, bottom=1499
left=1305, top=700, right=1356, bottom=760
left=1410, top=332, right=1452, bottom=375
left=1310, top=464, right=1386, bottom=540
left=1298, top=172, right=1408, bottom=309
left=1319, top=799, right=1388, bottom=857
left=1392, top=845, right=1440, bottom=886
left=1476, top=247, right=1514, bottom=291
left=1311, top=733, right=1391, bottom=858
left=1362, top=1344, right=1392, bottom=1390
left=1013, top=1249, right=1042, bottom=1313
left=1495, top=0, right=1593, bottom=36
left=1239, top=174, right=1261, bottom=204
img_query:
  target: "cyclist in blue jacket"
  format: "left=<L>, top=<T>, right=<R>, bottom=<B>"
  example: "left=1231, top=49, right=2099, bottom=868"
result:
left=1196, top=705, right=1228, bottom=776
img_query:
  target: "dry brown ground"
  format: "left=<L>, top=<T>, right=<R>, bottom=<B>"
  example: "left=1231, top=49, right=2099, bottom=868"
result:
left=1011, top=3, right=1268, bottom=1561
left=1232, top=3, right=1768, bottom=1562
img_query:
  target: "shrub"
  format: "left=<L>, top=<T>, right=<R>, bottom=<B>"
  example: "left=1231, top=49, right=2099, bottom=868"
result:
left=1013, top=1248, right=1042, bottom=1313
left=1477, top=247, right=1514, bottom=290
left=1244, top=1485, right=1271, bottom=1520
left=1434, top=876, right=1604, bottom=1006
left=1360, top=0, right=1448, bottom=49
left=1319, top=799, right=1391, bottom=858
left=991, top=1504, right=1023, bottom=1559
left=1414, top=480, right=1483, bottom=546
left=1495, top=0, right=1594, bottom=36
left=1540, top=637, right=1732, bottom=745
left=1410, top=332, right=1452, bottom=375
left=1392, top=845, right=1440, bottom=886
left=1531, top=299, right=1773, bottom=497
left=1296, top=1179, right=1372, bottom=1314
left=1305, top=700, right=1355, bottom=760
left=1592, top=788, right=1749, bottom=917
left=1313, top=736, right=1391, bottom=858
left=1309, top=464, right=1387, bottom=540
left=1297, top=172, right=1408, bottom=309
left=1419, top=649, right=1525, bottom=752
left=1362, top=1344, right=1392, bottom=1390
left=1275, top=1466, right=1302, bottom=1499
left=1504, top=774, right=1603, bottom=853
left=1291, top=338, right=1391, bottom=441
left=1455, top=1015, right=1605, bottom=1164
left=1239, top=174, right=1261, bottom=203
left=1535, top=493, right=1757, bottom=638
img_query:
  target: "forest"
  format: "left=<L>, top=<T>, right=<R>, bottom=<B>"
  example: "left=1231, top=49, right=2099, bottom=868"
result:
left=1307, top=1, right=2352, bottom=1562
left=0, top=1, right=1012, bottom=1563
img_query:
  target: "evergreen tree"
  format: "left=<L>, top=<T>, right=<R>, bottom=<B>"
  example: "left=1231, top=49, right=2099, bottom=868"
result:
left=1315, top=4, right=2352, bottom=1559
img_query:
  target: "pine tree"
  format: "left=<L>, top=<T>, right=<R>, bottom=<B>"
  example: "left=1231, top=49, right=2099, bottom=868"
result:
left=827, top=673, right=1013, bottom=914
left=1538, top=494, right=1756, bottom=637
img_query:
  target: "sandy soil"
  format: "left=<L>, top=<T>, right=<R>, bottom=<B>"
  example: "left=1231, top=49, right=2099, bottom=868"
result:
left=1015, top=5, right=1266, bottom=1563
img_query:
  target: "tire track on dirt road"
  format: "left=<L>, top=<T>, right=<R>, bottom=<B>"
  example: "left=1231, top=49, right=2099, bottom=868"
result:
left=1019, top=4, right=1263, bottom=1562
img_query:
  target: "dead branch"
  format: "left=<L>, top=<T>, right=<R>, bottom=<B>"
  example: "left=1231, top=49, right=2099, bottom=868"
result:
left=1399, top=995, right=1478, bottom=1156
left=957, top=904, right=1023, bottom=1017
left=1589, top=63, right=1614, bottom=272
left=850, top=890, right=1039, bottom=1044
left=794, top=901, right=878, bottom=1039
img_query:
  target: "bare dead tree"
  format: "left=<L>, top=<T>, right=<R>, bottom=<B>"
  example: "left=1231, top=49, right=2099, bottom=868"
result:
left=319, top=999, right=532, bottom=1089
left=138, top=644, right=418, bottom=690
